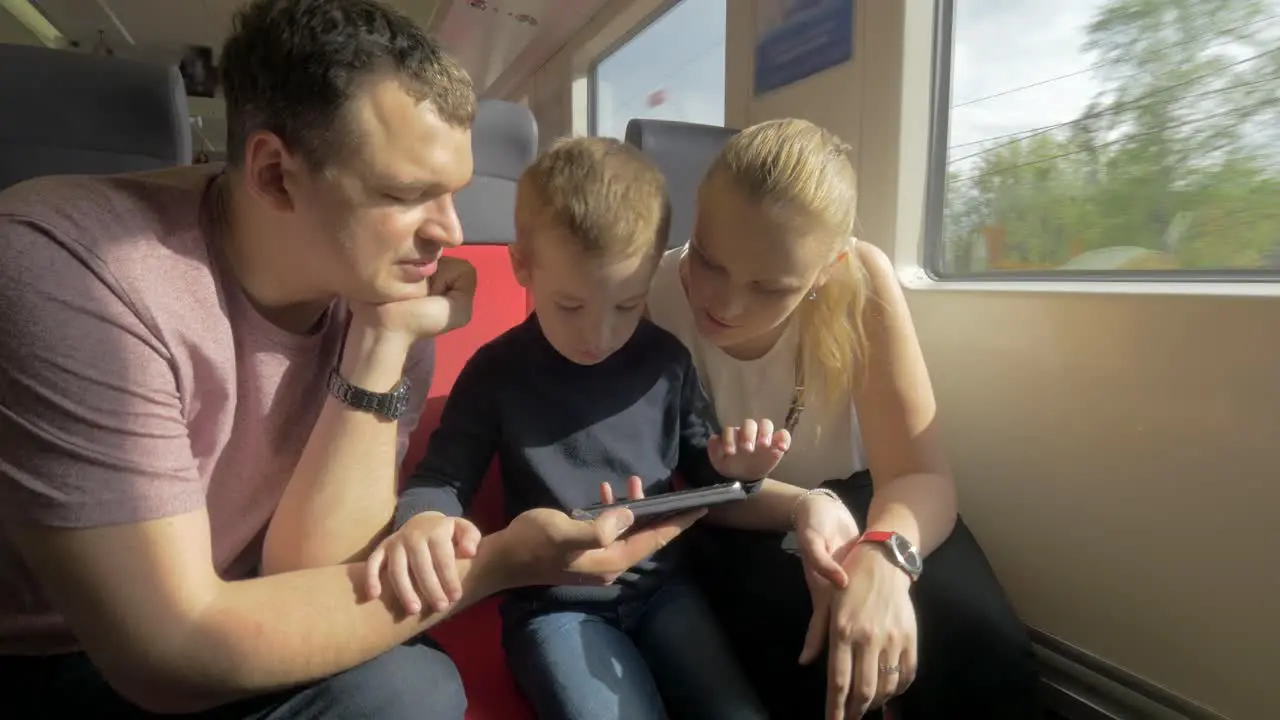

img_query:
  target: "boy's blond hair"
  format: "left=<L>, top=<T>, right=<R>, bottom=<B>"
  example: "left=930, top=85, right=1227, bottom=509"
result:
left=515, top=137, right=670, bottom=261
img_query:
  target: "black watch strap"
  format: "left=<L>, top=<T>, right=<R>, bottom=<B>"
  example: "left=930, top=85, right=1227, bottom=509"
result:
left=326, top=368, right=412, bottom=420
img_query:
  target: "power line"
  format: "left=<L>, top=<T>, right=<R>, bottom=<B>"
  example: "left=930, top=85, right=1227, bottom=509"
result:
left=948, top=46, right=1280, bottom=165
left=950, top=72, right=1280, bottom=153
left=948, top=100, right=1276, bottom=185
left=951, top=11, right=1279, bottom=109
left=950, top=123, right=1073, bottom=150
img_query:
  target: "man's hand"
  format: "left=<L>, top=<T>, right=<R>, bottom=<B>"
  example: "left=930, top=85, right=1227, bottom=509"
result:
left=709, top=417, right=791, bottom=481
left=350, top=256, right=477, bottom=343
left=364, top=511, right=482, bottom=614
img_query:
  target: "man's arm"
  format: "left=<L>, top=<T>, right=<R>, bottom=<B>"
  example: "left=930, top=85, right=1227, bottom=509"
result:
left=5, top=497, right=698, bottom=714
left=0, top=217, right=477, bottom=711
left=394, top=347, right=502, bottom=528
left=3, top=511, right=502, bottom=714
left=264, top=257, right=477, bottom=571
left=262, top=322, right=413, bottom=573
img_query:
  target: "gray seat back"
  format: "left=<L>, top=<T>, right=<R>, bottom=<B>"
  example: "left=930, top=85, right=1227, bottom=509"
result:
left=624, top=119, right=738, bottom=249
left=0, top=43, right=192, bottom=191
left=456, top=99, right=538, bottom=245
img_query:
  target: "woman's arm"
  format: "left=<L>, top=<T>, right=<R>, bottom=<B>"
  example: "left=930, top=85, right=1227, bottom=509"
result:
left=851, top=242, right=957, bottom=557
left=705, top=477, right=810, bottom=530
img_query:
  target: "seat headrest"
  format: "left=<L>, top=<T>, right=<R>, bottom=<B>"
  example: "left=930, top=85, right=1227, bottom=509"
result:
left=472, top=99, right=538, bottom=182
left=454, top=100, right=538, bottom=245
left=625, top=119, right=739, bottom=249
left=0, top=44, right=192, bottom=191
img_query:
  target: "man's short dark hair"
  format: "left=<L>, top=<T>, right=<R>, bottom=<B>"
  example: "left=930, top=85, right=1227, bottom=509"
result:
left=219, top=0, right=475, bottom=170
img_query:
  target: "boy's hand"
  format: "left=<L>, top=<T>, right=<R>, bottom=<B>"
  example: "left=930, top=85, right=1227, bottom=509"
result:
left=492, top=495, right=706, bottom=590
left=708, top=418, right=791, bottom=481
left=364, top=511, right=482, bottom=614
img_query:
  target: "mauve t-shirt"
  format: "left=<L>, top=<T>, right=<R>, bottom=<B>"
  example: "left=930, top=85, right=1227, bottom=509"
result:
left=0, top=167, right=434, bottom=654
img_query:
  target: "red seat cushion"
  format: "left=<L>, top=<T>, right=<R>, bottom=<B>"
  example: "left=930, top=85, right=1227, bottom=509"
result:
left=432, top=597, right=531, bottom=719
left=399, top=244, right=534, bottom=719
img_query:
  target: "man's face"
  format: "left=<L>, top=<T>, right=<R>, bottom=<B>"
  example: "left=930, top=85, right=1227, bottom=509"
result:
left=290, top=74, right=474, bottom=304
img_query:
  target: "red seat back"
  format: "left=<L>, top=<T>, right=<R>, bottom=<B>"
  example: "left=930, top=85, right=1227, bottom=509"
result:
left=397, top=101, right=539, bottom=719
left=400, top=243, right=530, bottom=532
left=399, top=99, right=538, bottom=533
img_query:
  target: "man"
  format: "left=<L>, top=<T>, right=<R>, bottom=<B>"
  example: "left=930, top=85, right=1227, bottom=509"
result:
left=0, top=1, right=700, bottom=717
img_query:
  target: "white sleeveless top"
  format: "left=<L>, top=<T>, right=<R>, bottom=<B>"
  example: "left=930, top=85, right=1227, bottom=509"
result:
left=647, top=245, right=867, bottom=489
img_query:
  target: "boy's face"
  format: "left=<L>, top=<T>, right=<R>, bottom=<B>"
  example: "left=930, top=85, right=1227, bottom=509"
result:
left=512, top=224, right=657, bottom=366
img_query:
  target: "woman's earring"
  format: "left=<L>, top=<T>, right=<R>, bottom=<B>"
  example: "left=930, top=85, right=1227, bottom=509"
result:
left=808, top=289, right=818, bottom=301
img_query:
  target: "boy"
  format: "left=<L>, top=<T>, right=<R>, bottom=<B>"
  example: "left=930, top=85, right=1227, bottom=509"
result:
left=368, top=138, right=783, bottom=719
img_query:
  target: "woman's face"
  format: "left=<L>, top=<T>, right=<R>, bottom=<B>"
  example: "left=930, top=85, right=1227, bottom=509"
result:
left=684, top=179, right=830, bottom=355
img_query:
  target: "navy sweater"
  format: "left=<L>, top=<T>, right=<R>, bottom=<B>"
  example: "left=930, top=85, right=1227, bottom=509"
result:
left=395, top=313, right=736, bottom=607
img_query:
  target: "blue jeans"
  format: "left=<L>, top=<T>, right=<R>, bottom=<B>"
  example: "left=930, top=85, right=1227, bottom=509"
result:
left=503, top=578, right=767, bottom=720
left=1, top=637, right=467, bottom=718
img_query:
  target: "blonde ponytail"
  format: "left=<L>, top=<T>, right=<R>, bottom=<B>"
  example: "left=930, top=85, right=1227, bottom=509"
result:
left=798, top=245, right=868, bottom=415
left=706, top=118, right=868, bottom=427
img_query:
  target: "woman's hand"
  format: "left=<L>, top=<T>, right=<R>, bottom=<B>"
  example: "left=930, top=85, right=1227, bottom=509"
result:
left=708, top=418, right=791, bottom=481
left=802, top=543, right=919, bottom=719
left=793, top=491, right=860, bottom=589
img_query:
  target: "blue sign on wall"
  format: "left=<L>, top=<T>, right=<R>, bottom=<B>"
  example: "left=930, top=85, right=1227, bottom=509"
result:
left=754, top=0, right=856, bottom=96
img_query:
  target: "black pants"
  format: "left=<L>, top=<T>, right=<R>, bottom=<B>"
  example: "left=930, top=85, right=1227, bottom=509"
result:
left=2, top=637, right=467, bottom=719
left=688, top=471, right=1042, bottom=719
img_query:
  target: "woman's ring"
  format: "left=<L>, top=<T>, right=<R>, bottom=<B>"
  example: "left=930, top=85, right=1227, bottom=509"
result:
left=879, top=664, right=901, bottom=674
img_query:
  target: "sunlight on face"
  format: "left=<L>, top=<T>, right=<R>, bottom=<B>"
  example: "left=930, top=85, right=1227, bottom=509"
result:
left=514, top=224, right=657, bottom=366
left=685, top=178, right=830, bottom=357
left=295, top=74, right=474, bottom=304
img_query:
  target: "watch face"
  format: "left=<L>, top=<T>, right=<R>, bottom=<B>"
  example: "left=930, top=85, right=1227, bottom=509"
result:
left=890, top=533, right=922, bottom=573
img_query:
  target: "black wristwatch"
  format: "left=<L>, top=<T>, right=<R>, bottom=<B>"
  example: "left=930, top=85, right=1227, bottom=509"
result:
left=326, top=368, right=412, bottom=421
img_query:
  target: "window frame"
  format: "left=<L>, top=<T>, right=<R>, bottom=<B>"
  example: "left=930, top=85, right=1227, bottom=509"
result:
left=923, top=0, right=1280, bottom=284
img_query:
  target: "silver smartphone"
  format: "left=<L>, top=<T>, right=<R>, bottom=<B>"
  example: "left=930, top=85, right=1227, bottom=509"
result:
left=570, top=481, right=748, bottom=521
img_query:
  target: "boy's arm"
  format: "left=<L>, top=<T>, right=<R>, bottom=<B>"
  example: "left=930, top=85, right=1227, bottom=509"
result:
left=674, top=358, right=810, bottom=532
left=394, top=348, right=501, bottom=527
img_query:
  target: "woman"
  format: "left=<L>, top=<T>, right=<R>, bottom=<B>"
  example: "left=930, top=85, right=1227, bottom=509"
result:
left=647, top=119, right=1041, bottom=719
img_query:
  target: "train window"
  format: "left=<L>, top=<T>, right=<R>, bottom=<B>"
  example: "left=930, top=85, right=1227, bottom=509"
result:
left=590, top=0, right=727, bottom=139
left=930, top=0, right=1280, bottom=279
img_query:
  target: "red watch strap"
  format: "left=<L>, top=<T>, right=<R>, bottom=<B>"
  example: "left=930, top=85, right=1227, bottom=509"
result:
left=856, top=530, right=918, bottom=582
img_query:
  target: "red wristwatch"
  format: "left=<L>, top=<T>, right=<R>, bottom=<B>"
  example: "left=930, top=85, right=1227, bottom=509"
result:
left=856, top=531, right=923, bottom=582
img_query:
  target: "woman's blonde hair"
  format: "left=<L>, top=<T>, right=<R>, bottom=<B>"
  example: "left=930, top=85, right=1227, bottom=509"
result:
left=703, top=118, right=868, bottom=417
